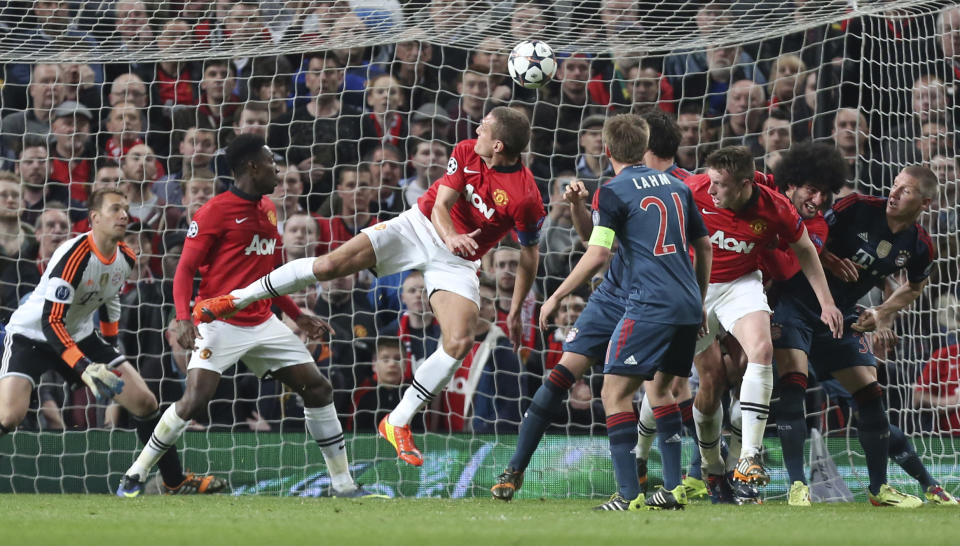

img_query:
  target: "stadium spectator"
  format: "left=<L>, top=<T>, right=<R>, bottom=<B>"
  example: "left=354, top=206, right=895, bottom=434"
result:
left=624, top=58, right=675, bottom=115
left=316, top=165, right=377, bottom=255
left=312, top=273, right=378, bottom=412
left=718, top=79, right=766, bottom=149
left=767, top=54, right=813, bottom=142
left=676, top=106, right=718, bottom=172
left=532, top=53, right=606, bottom=174
left=491, top=243, right=538, bottom=361
left=756, top=110, right=793, bottom=172
left=147, top=19, right=200, bottom=113
left=365, top=144, right=405, bottom=219
left=173, top=59, right=239, bottom=140
left=120, top=143, right=165, bottom=229
left=914, top=294, right=960, bottom=436
left=539, top=173, right=583, bottom=297
left=248, top=55, right=294, bottom=120
left=99, top=101, right=164, bottom=180
left=381, top=271, right=441, bottom=378
left=154, top=125, right=217, bottom=206
left=0, top=63, right=63, bottom=163
left=888, top=75, right=951, bottom=162
left=270, top=164, right=307, bottom=232
left=119, top=226, right=167, bottom=371
left=0, top=173, right=28, bottom=322
left=103, top=0, right=155, bottom=81
left=351, top=337, right=424, bottom=432
left=48, top=101, right=96, bottom=204
left=401, top=137, right=449, bottom=208
left=176, top=172, right=217, bottom=231
left=678, top=44, right=766, bottom=118
left=17, top=138, right=69, bottom=227
left=1, top=207, right=70, bottom=312
left=831, top=107, right=875, bottom=193
left=575, top=115, right=613, bottom=184
left=269, top=53, right=362, bottom=193
left=937, top=6, right=960, bottom=98
left=446, top=67, right=490, bottom=144
left=472, top=37, right=513, bottom=105
left=409, top=103, right=452, bottom=140
left=387, top=40, right=442, bottom=112
left=58, top=63, right=102, bottom=112
left=281, top=213, right=319, bottom=262
left=360, top=75, right=409, bottom=159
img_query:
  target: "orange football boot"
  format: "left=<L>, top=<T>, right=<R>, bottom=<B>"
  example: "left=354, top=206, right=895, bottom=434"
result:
left=378, top=415, right=423, bottom=466
left=193, top=295, right=239, bottom=323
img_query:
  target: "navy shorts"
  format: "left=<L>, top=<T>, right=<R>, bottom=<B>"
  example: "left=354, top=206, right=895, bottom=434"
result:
left=771, top=293, right=875, bottom=379
left=603, top=316, right=699, bottom=378
left=562, top=288, right=625, bottom=361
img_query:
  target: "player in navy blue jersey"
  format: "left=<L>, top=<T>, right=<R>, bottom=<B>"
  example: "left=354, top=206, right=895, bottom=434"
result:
left=539, top=114, right=712, bottom=511
left=490, top=110, right=695, bottom=503
left=771, top=166, right=938, bottom=508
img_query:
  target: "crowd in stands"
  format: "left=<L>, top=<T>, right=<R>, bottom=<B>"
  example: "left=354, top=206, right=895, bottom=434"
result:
left=0, top=1, right=958, bottom=437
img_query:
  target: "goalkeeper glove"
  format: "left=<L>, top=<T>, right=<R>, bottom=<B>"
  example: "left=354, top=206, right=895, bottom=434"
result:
left=76, top=358, right=124, bottom=402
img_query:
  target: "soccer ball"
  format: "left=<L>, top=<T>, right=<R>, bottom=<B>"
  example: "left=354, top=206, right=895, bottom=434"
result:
left=507, top=40, right=557, bottom=89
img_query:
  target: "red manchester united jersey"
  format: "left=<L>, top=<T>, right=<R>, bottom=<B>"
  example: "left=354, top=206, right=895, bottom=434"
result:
left=176, top=187, right=283, bottom=326
left=417, top=140, right=545, bottom=262
left=759, top=214, right=827, bottom=282
left=685, top=173, right=804, bottom=283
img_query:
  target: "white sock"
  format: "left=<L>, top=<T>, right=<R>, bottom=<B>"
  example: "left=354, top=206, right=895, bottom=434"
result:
left=388, top=346, right=461, bottom=427
left=231, top=257, right=317, bottom=309
left=739, top=362, right=773, bottom=458
left=694, top=405, right=725, bottom=475
left=304, top=404, right=355, bottom=492
left=126, top=403, right=188, bottom=479
left=726, top=399, right=742, bottom=472
left=636, top=394, right=656, bottom=460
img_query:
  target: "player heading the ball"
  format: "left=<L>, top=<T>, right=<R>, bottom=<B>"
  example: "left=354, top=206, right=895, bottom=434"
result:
left=194, top=107, right=546, bottom=466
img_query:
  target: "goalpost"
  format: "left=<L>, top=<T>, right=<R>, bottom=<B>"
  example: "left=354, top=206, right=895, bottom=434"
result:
left=0, top=0, right=957, bottom=499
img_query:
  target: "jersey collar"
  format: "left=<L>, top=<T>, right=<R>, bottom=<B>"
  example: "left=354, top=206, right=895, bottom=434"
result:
left=229, top=185, right=261, bottom=202
left=492, top=161, right=522, bottom=174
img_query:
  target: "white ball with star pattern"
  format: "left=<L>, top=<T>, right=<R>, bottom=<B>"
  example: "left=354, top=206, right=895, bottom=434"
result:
left=507, top=40, right=557, bottom=89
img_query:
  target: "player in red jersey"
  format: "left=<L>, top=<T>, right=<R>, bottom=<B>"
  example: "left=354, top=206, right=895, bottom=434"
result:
left=119, top=135, right=382, bottom=498
left=686, top=146, right=842, bottom=504
left=194, top=107, right=546, bottom=466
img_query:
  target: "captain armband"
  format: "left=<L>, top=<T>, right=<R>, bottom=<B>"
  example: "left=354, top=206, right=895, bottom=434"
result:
left=588, top=226, right=615, bottom=249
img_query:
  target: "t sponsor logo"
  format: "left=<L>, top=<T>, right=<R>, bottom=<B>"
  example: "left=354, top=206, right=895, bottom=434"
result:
left=465, top=183, right=495, bottom=219
left=244, top=234, right=277, bottom=256
left=709, top=230, right=756, bottom=254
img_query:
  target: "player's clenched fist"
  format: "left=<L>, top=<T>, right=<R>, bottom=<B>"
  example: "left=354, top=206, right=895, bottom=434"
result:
left=445, top=228, right=481, bottom=257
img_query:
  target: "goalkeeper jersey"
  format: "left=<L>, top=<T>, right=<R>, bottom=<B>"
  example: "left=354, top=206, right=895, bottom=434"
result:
left=6, top=232, right=135, bottom=368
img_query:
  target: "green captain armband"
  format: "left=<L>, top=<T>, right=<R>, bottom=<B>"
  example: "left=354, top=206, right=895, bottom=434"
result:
left=588, top=226, right=615, bottom=248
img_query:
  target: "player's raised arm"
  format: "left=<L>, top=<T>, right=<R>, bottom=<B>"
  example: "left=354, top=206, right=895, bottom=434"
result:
left=564, top=179, right=592, bottom=242
left=431, top=184, right=480, bottom=257
left=788, top=227, right=843, bottom=337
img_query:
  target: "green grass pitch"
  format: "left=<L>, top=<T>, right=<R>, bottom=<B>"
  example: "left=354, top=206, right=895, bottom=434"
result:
left=1, top=495, right=957, bottom=545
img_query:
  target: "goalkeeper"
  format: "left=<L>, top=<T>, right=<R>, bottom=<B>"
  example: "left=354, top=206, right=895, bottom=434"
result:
left=0, top=189, right=224, bottom=494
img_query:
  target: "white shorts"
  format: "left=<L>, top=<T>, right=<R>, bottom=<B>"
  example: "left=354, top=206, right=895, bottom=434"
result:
left=362, top=208, right=481, bottom=307
left=187, top=315, right=314, bottom=376
left=694, top=270, right=771, bottom=355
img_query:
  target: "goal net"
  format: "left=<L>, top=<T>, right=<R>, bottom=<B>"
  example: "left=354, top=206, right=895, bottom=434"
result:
left=0, top=0, right=957, bottom=500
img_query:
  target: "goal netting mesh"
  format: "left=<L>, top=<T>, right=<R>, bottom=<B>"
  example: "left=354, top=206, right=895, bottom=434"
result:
left=0, top=0, right=958, bottom=500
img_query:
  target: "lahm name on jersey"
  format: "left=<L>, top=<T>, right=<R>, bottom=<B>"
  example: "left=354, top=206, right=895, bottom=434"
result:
left=631, top=174, right=673, bottom=190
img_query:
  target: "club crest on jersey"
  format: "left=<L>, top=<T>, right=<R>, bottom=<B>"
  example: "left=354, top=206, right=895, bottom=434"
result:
left=565, top=327, right=579, bottom=343
left=895, top=250, right=910, bottom=267
left=749, top=219, right=767, bottom=235
left=447, top=156, right=458, bottom=175
left=199, top=348, right=212, bottom=360
left=465, top=183, right=495, bottom=219
left=354, top=325, right=368, bottom=338
left=709, top=230, right=756, bottom=254
left=493, top=189, right=509, bottom=206
left=244, top=234, right=277, bottom=256
left=267, top=210, right=277, bottom=226
left=877, top=240, right=892, bottom=258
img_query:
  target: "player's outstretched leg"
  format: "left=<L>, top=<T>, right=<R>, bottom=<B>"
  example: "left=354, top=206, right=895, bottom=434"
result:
left=195, top=235, right=378, bottom=322
left=644, top=372, right=687, bottom=511
left=492, top=354, right=592, bottom=501
left=888, top=424, right=958, bottom=505
left=380, top=291, right=477, bottom=467
left=119, top=369, right=220, bottom=497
